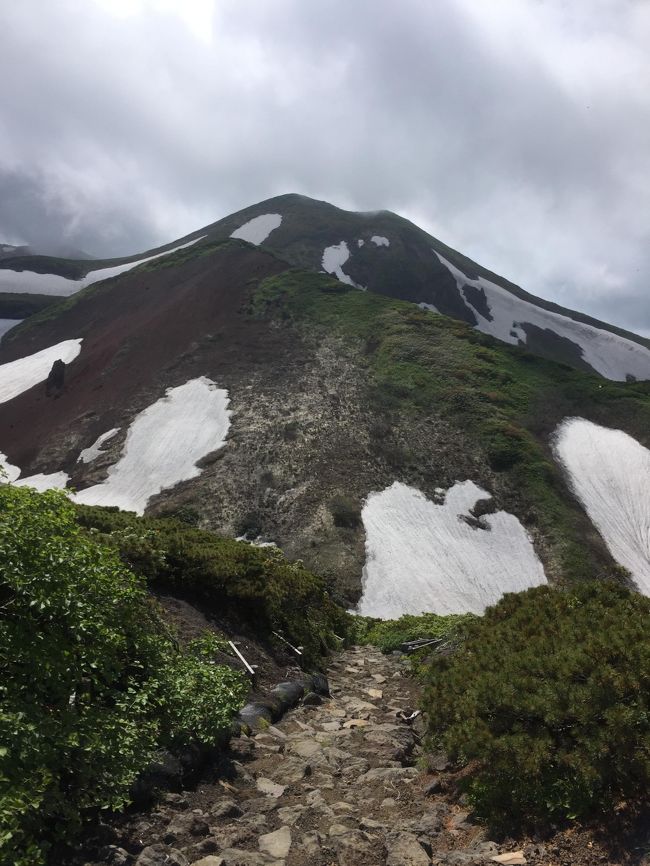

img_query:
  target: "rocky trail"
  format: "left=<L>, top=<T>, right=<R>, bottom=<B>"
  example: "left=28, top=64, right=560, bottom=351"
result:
left=85, top=647, right=630, bottom=866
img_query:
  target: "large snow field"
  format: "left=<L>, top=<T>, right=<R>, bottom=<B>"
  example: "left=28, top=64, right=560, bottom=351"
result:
left=0, top=319, right=21, bottom=340
left=75, top=377, right=231, bottom=514
left=0, top=236, right=207, bottom=297
left=434, top=251, right=650, bottom=381
left=0, top=338, right=82, bottom=404
left=78, top=428, right=120, bottom=464
left=357, top=480, right=547, bottom=618
left=230, top=214, right=282, bottom=245
left=553, top=418, right=650, bottom=594
left=322, top=241, right=363, bottom=288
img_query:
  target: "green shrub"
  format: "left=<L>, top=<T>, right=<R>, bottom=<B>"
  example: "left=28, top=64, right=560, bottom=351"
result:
left=424, top=582, right=650, bottom=831
left=0, top=486, right=247, bottom=865
left=329, top=495, right=361, bottom=529
left=352, top=611, right=474, bottom=654
left=76, top=505, right=351, bottom=665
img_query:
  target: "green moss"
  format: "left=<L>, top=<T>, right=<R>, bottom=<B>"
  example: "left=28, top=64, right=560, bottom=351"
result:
left=252, top=269, right=650, bottom=584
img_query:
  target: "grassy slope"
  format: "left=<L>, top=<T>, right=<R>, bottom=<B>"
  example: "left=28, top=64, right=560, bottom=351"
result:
left=0, top=293, right=64, bottom=319
left=252, top=268, right=650, bottom=585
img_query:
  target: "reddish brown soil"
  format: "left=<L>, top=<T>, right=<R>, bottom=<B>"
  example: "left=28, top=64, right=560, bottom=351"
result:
left=0, top=243, right=296, bottom=474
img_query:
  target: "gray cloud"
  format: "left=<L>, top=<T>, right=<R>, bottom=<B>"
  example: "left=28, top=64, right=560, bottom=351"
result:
left=0, top=0, right=648, bottom=332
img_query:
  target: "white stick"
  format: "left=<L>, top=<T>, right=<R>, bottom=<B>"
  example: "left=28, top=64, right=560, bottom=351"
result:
left=228, top=641, right=255, bottom=676
left=272, top=631, right=303, bottom=655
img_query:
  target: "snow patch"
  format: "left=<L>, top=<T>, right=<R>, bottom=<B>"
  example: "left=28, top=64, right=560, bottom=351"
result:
left=357, top=239, right=365, bottom=247
left=78, top=428, right=121, bottom=464
left=371, top=236, right=390, bottom=247
left=553, top=417, right=650, bottom=595
left=0, top=338, right=82, bottom=404
left=0, top=451, right=69, bottom=491
left=74, top=377, right=231, bottom=515
left=435, top=250, right=650, bottom=381
left=230, top=214, right=282, bottom=245
left=418, top=302, right=439, bottom=314
left=0, top=452, right=20, bottom=482
left=0, top=236, right=207, bottom=297
left=357, top=480, right=547, bottom=618
left=14, top=472, right=70, bottom=492
left=322, top=241, right=363, bottom=288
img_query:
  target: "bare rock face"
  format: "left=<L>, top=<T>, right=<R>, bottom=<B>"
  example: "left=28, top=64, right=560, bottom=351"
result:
left=45, top=358, right=65, bottom=396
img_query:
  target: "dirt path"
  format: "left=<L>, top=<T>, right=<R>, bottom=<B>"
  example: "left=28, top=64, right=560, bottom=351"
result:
left=87, top=646, right=630, bottom=866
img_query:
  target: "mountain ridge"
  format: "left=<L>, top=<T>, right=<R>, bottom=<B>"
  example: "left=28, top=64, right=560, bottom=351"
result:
left=1, top=193, right=649, bottom=371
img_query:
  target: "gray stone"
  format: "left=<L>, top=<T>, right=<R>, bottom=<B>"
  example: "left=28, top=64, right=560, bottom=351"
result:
left=136, top=845, right=189, bottom=866
left=277, top=805, right=304, bottom=826
left=334, top=830, right=385, bottom=866
left=164, top=812, right=209, bottom=843
left=328, top=823, right=353, bottom=837
left=98, top=846, right=131, bottom=866
left=358, top=766, right=418, bottom=783
left=289, top=739, right=322, bottom=758
left=299, top=831, right=327, bottom=857
left=255, top=777, right=286, bottom=798
left=210, top=799, right=243, bottom=820
left=386, top=832, right=430, bottom=866
left=258, top=825, right=292, bottom=859
left=189, top=858, right=225, bottom=866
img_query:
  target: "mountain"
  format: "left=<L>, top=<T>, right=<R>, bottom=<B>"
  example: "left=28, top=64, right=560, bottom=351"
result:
left=2, top=193, right=650, bottom=381
left=1, top=195, right=650, bottom=617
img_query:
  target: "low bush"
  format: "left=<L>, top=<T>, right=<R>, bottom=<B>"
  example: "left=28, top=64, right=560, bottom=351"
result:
left=0, top=486, right=247, bottom=865
left=76, top=505, right=351, bottom=665
left=424, top=582, right=650, bottom=831
left=329, top=495, right=361, bottom=529
left=352, top=611, right=474, bottom=654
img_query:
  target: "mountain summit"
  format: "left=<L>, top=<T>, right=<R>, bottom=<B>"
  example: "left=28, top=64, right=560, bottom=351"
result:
left=1, top=194, right=650, bottom=617
left=2, top=193, right=650, bottom=380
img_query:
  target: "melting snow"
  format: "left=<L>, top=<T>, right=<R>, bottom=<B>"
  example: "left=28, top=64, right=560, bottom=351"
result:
left=553, top=417, right=650, bottom=594
left=0, top=236, right=207, bottom=297
left=74, top=377, right=231, bottom=515
left=322, top=241, right=363, bottom=288
left=0, top=452, right=20, bottom=482
left=371, top=236, right=390, bottom=247
left=78, top=428, right=121, bottom=464
left=0, top=450, right=69, bottom=491
left=435, top=251, right=650, bottom=381
left=0, top=338, right=82, bottom=404
left=14, top=471, right=70, bottom=492
left=357, top=480, right=547, bottom=618
left=230, top=214, right=282, bottom=245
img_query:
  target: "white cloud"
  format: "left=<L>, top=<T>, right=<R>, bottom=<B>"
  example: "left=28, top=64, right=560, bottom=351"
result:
left=0, top=0, right=648, bottom=330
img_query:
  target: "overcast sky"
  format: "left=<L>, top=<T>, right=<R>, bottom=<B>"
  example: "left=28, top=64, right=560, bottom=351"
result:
left=1, top=0, right=649, bottom=333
